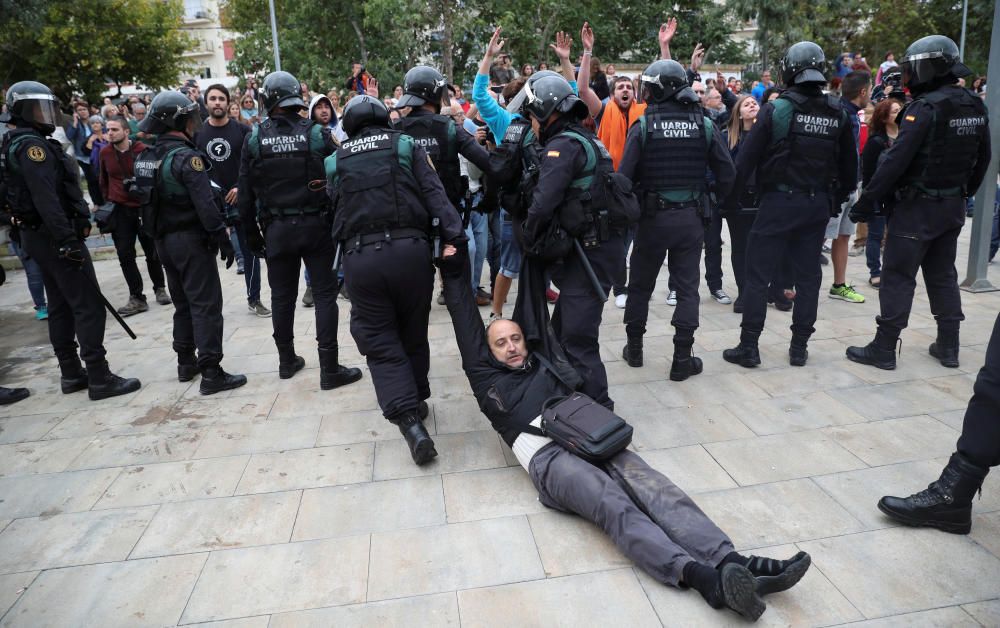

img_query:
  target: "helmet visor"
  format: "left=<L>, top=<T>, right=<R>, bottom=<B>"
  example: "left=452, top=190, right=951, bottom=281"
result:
left=901, top=51, right=943, bottom=86
left=14, top=92, right=59, bottom=129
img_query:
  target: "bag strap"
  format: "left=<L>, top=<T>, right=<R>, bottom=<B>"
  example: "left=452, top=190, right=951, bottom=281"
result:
left=561, top=130, right=596, bottom=190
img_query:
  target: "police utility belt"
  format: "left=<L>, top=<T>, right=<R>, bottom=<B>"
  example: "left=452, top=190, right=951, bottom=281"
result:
left=644, top=192, right=700, bottom=211
left=762, top=183, right=828, bottom=197
left=895, top=185, right=964, bottom=201
left=347, top=227, right=428, bottom=251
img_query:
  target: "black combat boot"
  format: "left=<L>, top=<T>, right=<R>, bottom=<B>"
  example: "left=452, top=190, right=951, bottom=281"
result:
left=789, top=334, right=809, bottom=367
left=622, top=336, right=644, bottom=368
left=86, top=361, right=141, bottom=401
left=394, top=413, right=438, bottom=465
left=177, top=350, right=199, bottom=383
left=59, top=357, right=88, bottom=394
left=929, top=328, right=960, bottom=368
left=846, top=328, right=898, bottom=370
left=878, top=453, right=989, bottom=534
left=723, top=330, right=761, bottom=368
left=319, top=348, right=362, bottom=390
left=199, top=364, right=247, bottom=395
left=418, top=400, right=429, bottom=421
left=276, top=342, right=305, bottom=379
left=0, top=386, right=30, bottom=405
left=670, top=335, right=703, bottom=382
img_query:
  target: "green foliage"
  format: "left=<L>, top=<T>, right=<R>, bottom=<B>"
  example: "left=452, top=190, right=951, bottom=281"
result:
left=0, top=0, right=191, bottom=103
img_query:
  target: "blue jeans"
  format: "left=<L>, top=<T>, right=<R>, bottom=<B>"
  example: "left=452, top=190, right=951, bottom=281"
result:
left=866, top=216, right=886, bottom=278
left=466, top=207, right=488, bottom=291
left=9, top=238, right=46, bottom=309
left=499, top=209, right=522, bottom=279
left=232, top=224, right=261, bottom=303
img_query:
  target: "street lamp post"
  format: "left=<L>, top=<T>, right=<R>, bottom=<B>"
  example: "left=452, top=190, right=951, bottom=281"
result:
left=268, top=0, right=282, bottom=72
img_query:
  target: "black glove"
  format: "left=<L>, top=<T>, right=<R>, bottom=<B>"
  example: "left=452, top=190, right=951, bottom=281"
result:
left=58, top=239, right=86, bottom=268
left=214, top=230, right=235, bottom=269
left=246, top=225, right=267, bottom=259
left=74, top=215, right=92, bottom=239
left=849, top=197, right=876, bottom=224
left=435, top=240, right=469, bottom=278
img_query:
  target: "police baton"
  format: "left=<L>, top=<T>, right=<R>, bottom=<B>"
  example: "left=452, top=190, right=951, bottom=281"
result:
left=78, top=267, right=137, bottom=340
left=573, top=239, right=607, bottom=302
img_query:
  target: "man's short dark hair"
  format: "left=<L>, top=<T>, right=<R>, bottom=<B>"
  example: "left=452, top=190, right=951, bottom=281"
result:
left=841, top=70, right=871, bottom=101
left=204, top=83, right=230, bottom=103
left=106, top=115, right=129, bottom=130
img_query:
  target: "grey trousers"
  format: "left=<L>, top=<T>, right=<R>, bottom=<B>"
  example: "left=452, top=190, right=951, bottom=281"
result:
left=528, top=443, right=734, bottom=586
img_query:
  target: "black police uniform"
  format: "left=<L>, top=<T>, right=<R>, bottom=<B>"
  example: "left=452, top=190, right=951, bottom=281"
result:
left=618, top=100, right=735, bottom=378
left=136, top=133, right=232, bottom=379
left=852, top=85, right=989, bottom=359
left=237, top=112, right=358, bottom=385
left=726, top=85, right=858, bottom=363
left=327, top=126, right=463, bottom=425
left=523, top=117, right=624, bottom=408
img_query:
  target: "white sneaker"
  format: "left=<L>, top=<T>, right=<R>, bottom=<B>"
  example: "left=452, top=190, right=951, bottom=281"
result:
left=711, top=289, right=732, bottom=305
left=665, top=290, right=677, bottom=306
left=487, top=312, right=502, bottom=326
left=615, top=294, right=627, bottom=309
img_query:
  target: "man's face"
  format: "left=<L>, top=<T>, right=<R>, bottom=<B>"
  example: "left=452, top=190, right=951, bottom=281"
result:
left=313, top=101, right=332, bottom=125
left=206, top=90, right=228, bottom=119
left=75, top=105, right=89, bottom=119
left=613, top=80, right=634, bottom=109
left=762, top=71, right=772, bottom=84
left=703, top=88, right=723, bottom=110
left=352, top=63, right=362, bottom=75
left=106, top=121, right=128, bottom=144
left=691, top=81, right=706, bottom=98
left=132, top=105, right=145, bottom=121
left=859, top=81, right=872, bottom=107
left=488, top=320, right=528, bottom=368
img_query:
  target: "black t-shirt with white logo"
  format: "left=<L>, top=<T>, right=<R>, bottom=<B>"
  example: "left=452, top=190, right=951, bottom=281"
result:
left=194, top=119, right=249, bottom=191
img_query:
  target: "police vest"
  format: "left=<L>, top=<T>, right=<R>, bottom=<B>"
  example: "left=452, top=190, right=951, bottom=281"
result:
left=553, top=125, right=620, bottom=235
left=636, top=104, right=712, bottom=201
left=248, top=116, right=328, bottom=216
left=762, top=91, right=845, bottom=191
left=396, top=114, right=463, bottom=204
left=488, top=118, right=542, bottom=219
left=0, top=129, right=89, bottom=226
left=326, top=129, right=429, bottom=241
left=902, top=87, right=987, bottom=193
left=133, top=141, right=200, bottom=236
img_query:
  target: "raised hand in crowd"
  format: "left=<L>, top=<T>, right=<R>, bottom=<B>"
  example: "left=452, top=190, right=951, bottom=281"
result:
left=659, top=17, right=677, bottom=60
left=691, top=42, right=706, bottom=73
left=550, top=30, right=575, bottom=81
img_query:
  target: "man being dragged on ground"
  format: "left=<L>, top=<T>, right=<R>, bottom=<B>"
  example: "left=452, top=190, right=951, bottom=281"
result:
left=436, top=244, right=811, bottom=621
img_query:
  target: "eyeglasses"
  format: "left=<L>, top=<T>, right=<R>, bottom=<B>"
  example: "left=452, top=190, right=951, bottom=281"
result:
left=693, top=90, right=706, bottom=95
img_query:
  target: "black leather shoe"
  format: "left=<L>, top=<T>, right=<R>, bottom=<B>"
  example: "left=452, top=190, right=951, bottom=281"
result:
left=177, top=352, right=198, bottom=383
left=200, top=366, right=247, bottom=395
left=622, top=337, right=643, bottom=368
left=789, top=335, right=809, bottom=367
left=753, top=552, right=812, bottom=596
left=670, top=356, right=703, bottom=381
left=768, top=291, right=793, bottom=312
left=846, top=330, right=897, bottom=370
left=719, top=564, right=766, bottom=621
left=321, top=364, right=362, bottom=390
left=398, top=415, right=437, bottom=465
left=0, top=386, right=30, bottom=405
left=723, top=339, right=760, bottom=368
left=59, top=358, right=89, bottom=394
left=87, top=361, right=141, bottom=401
left=929, top=330, right=960, bottom=368
left=278, top=350, right=306, bottom=379
left=877, top=453, right=988, bottom=534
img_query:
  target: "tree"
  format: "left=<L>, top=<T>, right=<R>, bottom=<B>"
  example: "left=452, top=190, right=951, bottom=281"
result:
left=1, top=0, right=191, bottom=103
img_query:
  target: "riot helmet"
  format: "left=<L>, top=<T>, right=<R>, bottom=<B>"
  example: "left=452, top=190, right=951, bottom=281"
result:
left=2, top=81, right=60, bottom=135
left=505, top=70, right=559, bottom=114
left=260, top=71, right=306, bottom=113
left=396, top=66, right=449, bottom=110
left=521, top=73, right=588, bottom=123
left=341, top=95, right=390, bottom=137
left=139, top=91, right=202, bottom=136
left=640, top=60, right=698, bottom=104
left=900, top=35, right=971, bottom=92
left=780, top=42, right=828, bottom=86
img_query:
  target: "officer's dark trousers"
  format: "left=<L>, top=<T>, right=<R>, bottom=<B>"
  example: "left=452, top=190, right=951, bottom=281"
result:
left=625, top=209, right=703, bottom=338
left=111, top=205, right=164, bottom=299
left=956, top=313, right=1000, bottom=468
left=876, top=198, right=965, bottom=337
left=156, top=231, right=224, bottom=367
left=741, top=192, right=828, bottom=337
left=20, top=228, right=107, bottom=365
left=728, top=211, right=792, bottom=300
left=264, top=216, right=338, bottom=350
left=345, top=237, right=434, bottom=420
left=529, top=443, right=734, bottom=586
left=551, top=232, right=624, bottom=408
left=667, top=212, right=723, bottom=295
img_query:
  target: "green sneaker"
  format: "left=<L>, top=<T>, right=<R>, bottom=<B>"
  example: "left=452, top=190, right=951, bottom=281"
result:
left=829, top=284, right=865, bottom=303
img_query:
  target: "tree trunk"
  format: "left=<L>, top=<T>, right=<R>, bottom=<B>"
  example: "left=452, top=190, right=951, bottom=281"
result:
left=349, top=17, right=368, bottom=65
left=440, top=1, right=454, bottom=82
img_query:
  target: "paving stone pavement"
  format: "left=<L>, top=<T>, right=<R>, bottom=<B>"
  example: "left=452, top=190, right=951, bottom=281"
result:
left=0, top=227, right=998, bottom=627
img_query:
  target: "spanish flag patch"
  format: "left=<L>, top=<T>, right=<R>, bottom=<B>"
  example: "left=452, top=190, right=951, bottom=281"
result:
left=905, top=115, right=916, bottom=122
left=547, top=150, right=560, bottom=157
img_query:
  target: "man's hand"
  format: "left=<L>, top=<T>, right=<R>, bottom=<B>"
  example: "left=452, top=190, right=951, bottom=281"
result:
left=214, top=230, right=235, bottom=268
left=551, top=30, right=573, bottom=61
left=486, top=26, right=505, bottom=58
left=225, top=187, right=238, bottom=205
left=849, top=197, right=876, bottom=223
left=716, top=71, right=728, bottom=93
left=658, top=17, right=677, bottom=59
left=436, top=241, right=468, bottom=277
left=366, top=77, right=379, bottom=99
left=58, top=240, right=86, bottom=268
left=246, top=225, right=267, bottom=258
left=690, top=43, right=706, bottom=72
left=580, top=22, right=594, bottom=52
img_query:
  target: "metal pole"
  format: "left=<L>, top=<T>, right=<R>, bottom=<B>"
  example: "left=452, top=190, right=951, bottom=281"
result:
left=960, top=0, right=969, bottom=60
left=960, top=0, right=1000, bottom=293
left=268, top=0, right=282, bottom=72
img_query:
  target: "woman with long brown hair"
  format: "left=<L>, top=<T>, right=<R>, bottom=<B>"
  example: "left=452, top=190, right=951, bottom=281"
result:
left=723, top=95, right=760, bottom=311
left=860, top=98, right=903, bottom=287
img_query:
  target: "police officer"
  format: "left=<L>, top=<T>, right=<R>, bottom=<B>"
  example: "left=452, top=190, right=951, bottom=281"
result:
left=237, top=71, right=362, bottom=390
left=135, top=91, right=245, bottom=394
left=618, top=60, right=735, bottom=381
left=847, top=35, right=989, bottom=371
left=722, top=42, right=858, bottom=368
left=520, top=73, right=627, bottom=408
left=877, top=312, right=999, bottom=534
left=327, top=96, right=464, bottom=465
left=1, top=81, right=140, bottom=400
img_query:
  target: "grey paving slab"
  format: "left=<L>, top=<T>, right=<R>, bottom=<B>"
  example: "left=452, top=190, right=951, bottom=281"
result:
left=644, top=372, right=772, bottom=408
left=735, top=390, right=870, bottom=435
left=0, top=468, right=119, bottom=520
left=527, top=511, right=633, bottom=577
left=431, top=397, right=488, bottom=434
left=695, top=478, right=864, bottom=549
left=962, top=599, right=1000, bottom=626
left=45, top=405, right=171, bottom=439
left=131, top=491, right=300, bottom=558
left=315, top=409, right=404, bottom=446
left=367, top=516, right=544, bottom=601
left=971, top=511, right=1000, bottom=560
left=372, top=430, right=506, bottom=481
left=269, top=388, right=379, bottom=419
left=823, top=415, right=960, bottom=466
left=705, top=430, right=867, bottom=486
left=832, top=606, right=981, bottom=627
left=0, top=437, right=93, bottom=478
left=66, top=429, right=205, bottom=471
left=798, top=527, right=1000, bottom=618
left=458, top=569, right=662, bottom=628
left=746, top=364, right=867, bottom=396
left=292, top=476, right=445, bottom=541
left=184, top=618, right=270, bottom=628
left=235, top=443, right=373, bottom=495
left=0, top=554, right=206, bottom=628
left=181, top=535, right=369, bottom=623
left=835, top=381, right=970, bottom=421
left=636, top=445, right=739, bottom=493
left=0, top=413, right=63, bottom=445
left=94, top=456, right=249, bottom=510
left=627, top=404, right=755, bottom=451
left=166, top=392, right=278, bottom=426
left=442, top=466, right=546, bottom=523
left=269, top=592, right=459, bottom=628
left=0, top=572, right=37, bottom=621
left=192, top=416, right=321, bottom=459
left=0, top=506, right=156, bottom=574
